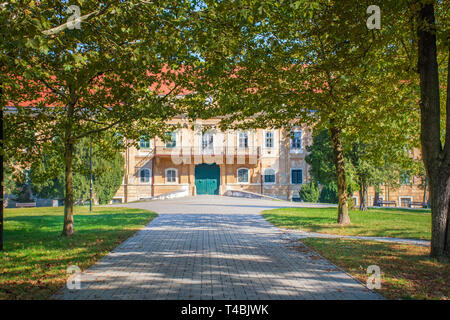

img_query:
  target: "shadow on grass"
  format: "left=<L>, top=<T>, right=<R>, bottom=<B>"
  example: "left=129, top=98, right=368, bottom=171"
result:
left=302, top=238, right=449, bottom=299
left=0, top=209, right=157, bottom=299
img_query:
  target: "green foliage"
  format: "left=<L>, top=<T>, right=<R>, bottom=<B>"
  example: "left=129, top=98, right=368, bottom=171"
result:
left=319, top=183, right=339, bottom=204
left=29, top=136, right=124, bottom=205
left=299, top=182, right=320, bottom=203
left=306, top=130, right=335, bottom=185
left=2, top=1, right=199, bottom=234
left=306, top=130, right=359, bottom=193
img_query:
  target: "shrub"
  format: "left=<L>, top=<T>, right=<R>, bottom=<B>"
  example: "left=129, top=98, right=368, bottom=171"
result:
left=299, top=182, right=320, bottom=202
left=319, top=183, right=339, bottom=204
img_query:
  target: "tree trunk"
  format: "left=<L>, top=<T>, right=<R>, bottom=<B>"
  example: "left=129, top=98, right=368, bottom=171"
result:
left=62, top=103, right=75, bottom=236
left=359, top=180, right=368, bottom=211
left=417, top=2, right=450, bottom=260
left=329, top=126, right=351, bottom=225
left=374, top=187, right=379, bottom=206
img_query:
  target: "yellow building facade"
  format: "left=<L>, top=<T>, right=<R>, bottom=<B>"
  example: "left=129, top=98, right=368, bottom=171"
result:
left=113, top=117, right=313, bottom=202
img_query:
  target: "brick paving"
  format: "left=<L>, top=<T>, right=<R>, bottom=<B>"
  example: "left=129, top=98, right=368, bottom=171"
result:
left=54, top=196, right=383, bottom=300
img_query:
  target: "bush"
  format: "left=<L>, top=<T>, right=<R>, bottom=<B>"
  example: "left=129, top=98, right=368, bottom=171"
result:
left=299, top=182, right=320, bottom=202
left=319, top=183, right=339, bottom=204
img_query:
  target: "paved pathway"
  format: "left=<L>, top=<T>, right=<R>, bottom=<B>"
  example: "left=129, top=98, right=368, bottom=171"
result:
left=54, top=196, right=382, bottom=300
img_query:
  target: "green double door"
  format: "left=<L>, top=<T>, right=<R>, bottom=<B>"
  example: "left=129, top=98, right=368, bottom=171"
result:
left=195, top=163, right=220, bottom=195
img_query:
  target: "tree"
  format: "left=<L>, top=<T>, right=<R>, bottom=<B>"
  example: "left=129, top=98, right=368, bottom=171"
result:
left=306, top=129, right=359, bottom=199
left=186, top=0, right=417, bottom=226
left=299, top=182, right=320, bottom=203
left=415, top=0, right=450, bottom=260
left=319, top=183, right=339, bottom=204
left=3, top=1, right=196, bottom=236
left=29, top=135, right=124, bottom=205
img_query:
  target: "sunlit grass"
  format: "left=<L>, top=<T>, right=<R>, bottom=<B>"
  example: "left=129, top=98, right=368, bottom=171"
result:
left=262, top=207, right=431, bottom=240
left=302, top=238, right=449, bottom=300
left=0, top=206, right=157, bottom=300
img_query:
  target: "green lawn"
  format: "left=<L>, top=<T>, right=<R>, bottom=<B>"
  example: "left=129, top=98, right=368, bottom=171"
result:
left=262, top=207, right=431, bottom=240
left=302, top=238, right=449, bottom=300
left=0, top=206, right=157, bottom=300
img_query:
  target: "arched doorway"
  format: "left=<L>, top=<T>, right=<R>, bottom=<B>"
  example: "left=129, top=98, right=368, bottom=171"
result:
left=195, top=163, right=220, bottom=195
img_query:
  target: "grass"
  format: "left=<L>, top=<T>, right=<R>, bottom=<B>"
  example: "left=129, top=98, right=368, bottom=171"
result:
left=301, top=238, right=449, bottom=300
left=262, top=207, right=431, bottom=240
left=0, top=206, right=157, bottom=300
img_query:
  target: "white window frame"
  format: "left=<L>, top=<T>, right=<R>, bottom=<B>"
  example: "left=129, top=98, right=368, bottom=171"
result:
left=237, top=167, right=250, bottom=184
left=263, top=168, right=276, bottom=185
left=398, top=196, right=413, bottom=207
left=139, top=168, right=151, bottom=183
left=264, top=130, right=274, bottom=149
left=290, top=168, right=303, bottom=185
left=238, top=131, right=249, bottom=148
left=201, top=132, right=214, bottom=153
left=165, top=168, right=178, bottom=184
left=290, top=129, right=303, bottom=153
left=139, top=137, right=152, bottom=149
left=352, top=196, right=359, bottom=206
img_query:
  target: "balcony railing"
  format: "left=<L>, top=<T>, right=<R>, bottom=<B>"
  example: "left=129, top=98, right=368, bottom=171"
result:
left=153, top=146, right=261, bottom=157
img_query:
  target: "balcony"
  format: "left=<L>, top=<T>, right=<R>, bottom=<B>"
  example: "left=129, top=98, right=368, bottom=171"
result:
left=154, top=146, right=261, bottom=163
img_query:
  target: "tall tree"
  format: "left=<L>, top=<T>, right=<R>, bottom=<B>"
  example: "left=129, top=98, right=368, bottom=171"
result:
left=29, top=135, right=124, bottom=205
left=415, top=0, right=450, bottom=260
left=186, top=0, right=417, bottom=225
left=3, top=1, right=196, bottom=236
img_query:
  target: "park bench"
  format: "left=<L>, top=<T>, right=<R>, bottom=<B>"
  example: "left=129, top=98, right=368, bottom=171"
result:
left=376, top=200, right=397, bottom=207
left=409, top=201, right=428, bottom=208
left=16, top=202, right=36, bottom=208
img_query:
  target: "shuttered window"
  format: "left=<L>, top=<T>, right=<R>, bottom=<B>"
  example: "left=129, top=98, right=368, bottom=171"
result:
left=291, top=169, right=303, bottom=184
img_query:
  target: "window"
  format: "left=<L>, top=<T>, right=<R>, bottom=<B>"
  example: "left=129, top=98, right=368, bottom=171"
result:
left=237, top=168, right=249, bottom=183
left=264, top=168, right=276, bottom=184
left=139, top=168, right=150, bottom=183
left=399, top=196, right=412, bottom=207
left=239, top=132, right=249, bottom=148
left=265, top=131, right=274, bottom=148
left=165, top=132, right=177, bottom=148
left=290, top=130, right=302, bottom=150
left=165, top=168, right=177, bottom=183
left=291, top=169, right=303, bottom=184
left=139, top=137, right=151, bottom=149
left=202, top=133, right=214, bottom=151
